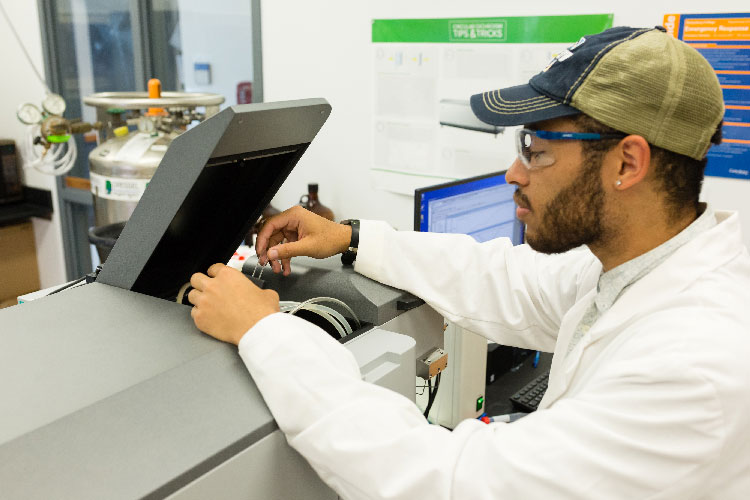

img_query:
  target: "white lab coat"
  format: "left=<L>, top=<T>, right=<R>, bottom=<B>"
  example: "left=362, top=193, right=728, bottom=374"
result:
left=238, top=209, right=750, bottom=499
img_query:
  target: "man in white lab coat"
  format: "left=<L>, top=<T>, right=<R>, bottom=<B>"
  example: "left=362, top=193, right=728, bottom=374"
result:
left=187, top=27, right=750, bottom=499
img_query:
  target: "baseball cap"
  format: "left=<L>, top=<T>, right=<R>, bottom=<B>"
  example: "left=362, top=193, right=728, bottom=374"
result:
left=470, top=26, right=724, bottom=160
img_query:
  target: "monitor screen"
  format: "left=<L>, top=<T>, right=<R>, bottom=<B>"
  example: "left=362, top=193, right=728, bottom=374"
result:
left=414, top=171, right=524, bottom=245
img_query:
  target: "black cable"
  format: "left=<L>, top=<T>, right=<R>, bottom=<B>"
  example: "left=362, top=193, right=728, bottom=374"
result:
left=423, top=377, right=434, bottom=418
left=47, top=265, right=102, bottom=296
left=424, top=373, right=440, bottom=418
left=423, top=373, right=441, bottom=419
left=47, top=275, right=87, bottom=295
left=433, top=373, right=441, bottom=400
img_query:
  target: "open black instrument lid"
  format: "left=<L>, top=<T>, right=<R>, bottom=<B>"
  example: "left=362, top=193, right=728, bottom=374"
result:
left=97, top=98, right=332, bottom=300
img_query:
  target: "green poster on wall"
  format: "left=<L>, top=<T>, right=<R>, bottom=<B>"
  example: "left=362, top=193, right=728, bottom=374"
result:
left=372, top=15, right=614, bottom=44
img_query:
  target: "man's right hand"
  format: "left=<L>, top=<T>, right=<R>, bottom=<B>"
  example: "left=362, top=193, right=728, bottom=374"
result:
left=255, top=205, right=352, bottom=275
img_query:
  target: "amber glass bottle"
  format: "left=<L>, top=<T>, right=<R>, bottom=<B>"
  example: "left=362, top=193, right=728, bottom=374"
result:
left=299, top=183, right=334, bottom=221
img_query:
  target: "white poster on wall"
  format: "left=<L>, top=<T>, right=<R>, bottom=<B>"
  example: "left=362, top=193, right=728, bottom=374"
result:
left=371, top=15, right=614, bottom=194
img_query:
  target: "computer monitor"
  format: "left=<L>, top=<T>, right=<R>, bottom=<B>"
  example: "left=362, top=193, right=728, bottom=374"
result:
left=414, top=171, right=524, bottom=245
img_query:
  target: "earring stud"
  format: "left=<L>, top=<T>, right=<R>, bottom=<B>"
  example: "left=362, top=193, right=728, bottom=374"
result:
left=615, top=179, right=622, bottom=187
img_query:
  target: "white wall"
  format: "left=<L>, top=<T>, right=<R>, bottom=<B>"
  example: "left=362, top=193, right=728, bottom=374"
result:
left=0, top=0, right=66, bottom=288
left=261, top=0, right=750, bottom=241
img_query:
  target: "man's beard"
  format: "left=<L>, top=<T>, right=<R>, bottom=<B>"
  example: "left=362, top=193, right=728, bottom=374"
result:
left=522, top=159, right=608, bottom=254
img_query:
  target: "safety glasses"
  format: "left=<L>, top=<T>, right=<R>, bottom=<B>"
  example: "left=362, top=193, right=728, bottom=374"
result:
left=515, top=128, right=626, bottom=170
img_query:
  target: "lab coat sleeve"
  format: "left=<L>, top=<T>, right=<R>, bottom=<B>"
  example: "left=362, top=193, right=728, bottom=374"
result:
left=239, top=313, right=725, bottom=500
left=354, top=220, right=600, bottom=351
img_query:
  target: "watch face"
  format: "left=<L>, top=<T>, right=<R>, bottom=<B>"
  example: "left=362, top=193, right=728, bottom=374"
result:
left=17, top=103, right=43, bottom=125
left=42, top=93, right=67, bottom=115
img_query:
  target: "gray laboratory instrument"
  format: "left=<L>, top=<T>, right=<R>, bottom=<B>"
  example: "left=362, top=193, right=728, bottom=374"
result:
left=0, top=99, right=444, bottom=500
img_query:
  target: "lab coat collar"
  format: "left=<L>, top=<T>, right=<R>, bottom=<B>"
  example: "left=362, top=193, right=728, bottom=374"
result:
left=589, top=210, right=743, bottom=341
left=548, top=210, right=744, bottom=403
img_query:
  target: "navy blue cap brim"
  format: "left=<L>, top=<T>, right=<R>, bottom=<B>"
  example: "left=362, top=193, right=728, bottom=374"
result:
left=470, top=84, right=580, bottom=127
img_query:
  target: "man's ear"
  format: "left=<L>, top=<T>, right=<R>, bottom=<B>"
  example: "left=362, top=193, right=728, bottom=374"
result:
left=613, top=135, right=651, bottom=190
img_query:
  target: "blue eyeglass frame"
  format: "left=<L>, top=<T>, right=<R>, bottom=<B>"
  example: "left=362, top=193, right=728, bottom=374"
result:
left=516, top=128, right=627, bottom=170
left=524, top=129, right=627, bottom=141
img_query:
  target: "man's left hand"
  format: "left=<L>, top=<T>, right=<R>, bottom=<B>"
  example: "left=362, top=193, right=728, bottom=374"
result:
left=188, top=263, right=280, bottom=345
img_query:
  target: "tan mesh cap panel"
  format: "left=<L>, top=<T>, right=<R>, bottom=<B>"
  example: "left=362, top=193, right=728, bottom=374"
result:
left=571, top=30, right=724, bottom=160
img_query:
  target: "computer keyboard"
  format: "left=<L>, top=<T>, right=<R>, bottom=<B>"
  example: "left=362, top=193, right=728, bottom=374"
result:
left=509, top=370, right=549, bottom=412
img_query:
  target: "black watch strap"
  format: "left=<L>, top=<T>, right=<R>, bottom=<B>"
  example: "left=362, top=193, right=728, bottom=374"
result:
left=340, top=219, right=359, bottom=266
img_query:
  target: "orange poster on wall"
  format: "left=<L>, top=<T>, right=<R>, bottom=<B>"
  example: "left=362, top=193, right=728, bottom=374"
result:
left=664, top=12, right=750, bottom=180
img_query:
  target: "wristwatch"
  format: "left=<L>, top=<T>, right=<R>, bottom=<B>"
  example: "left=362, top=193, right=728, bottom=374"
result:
left=340, top=219, right=360, bottom=266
